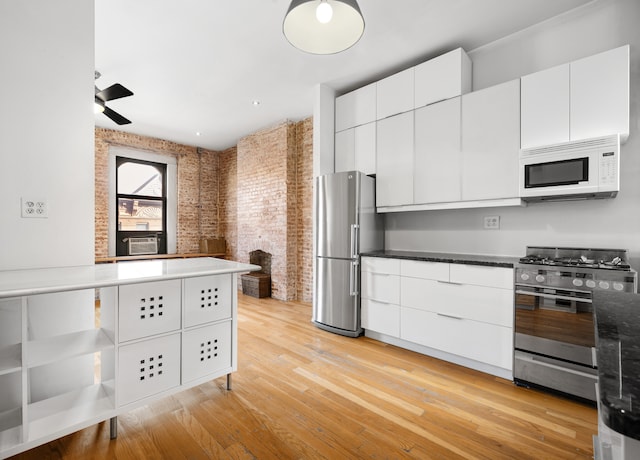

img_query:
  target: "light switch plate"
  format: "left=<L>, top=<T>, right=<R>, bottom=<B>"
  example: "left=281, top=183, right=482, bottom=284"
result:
left=21, top=198, right=48, bottom=218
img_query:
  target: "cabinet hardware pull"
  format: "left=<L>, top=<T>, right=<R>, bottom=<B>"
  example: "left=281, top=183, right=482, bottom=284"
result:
left=437, top=313, right=463, bottom=320
left=437, top=280, right=463, bottom=286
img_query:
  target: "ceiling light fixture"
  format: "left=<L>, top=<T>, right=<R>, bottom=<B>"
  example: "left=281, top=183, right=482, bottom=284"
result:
left=283, top=0, right=365, bottom=55
left=94, top=97, right=105, bottom=114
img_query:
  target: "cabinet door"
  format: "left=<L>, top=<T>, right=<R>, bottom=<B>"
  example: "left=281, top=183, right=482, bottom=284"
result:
left=361, top=271, right=400, bottom=304
left=376, top=111, right=414, bottom=207
left=119, top=279, right=181, bottom=342
left=570, top=45, right=629, bottom=142
left=361, top=299, right=400, bottom=337
left=354, top=122, right=376, bottom=175
left=520, top=63, right=570, bottom=148
left=118, top=333, right=181, bottom=406
left=449, top=264, right=513, bottom=289
left=182, top=321, right=231, bottom=383
left=461, top=79, right=520, bottom=201
left=414, top=97, right=461, bottom=204
left=414, top=47, right=472, bottom=108
left=335, top=82, right=376, bottom=131
left=334, top=129, right=355, bottom=173
left=184, top=274, right=232, bottom=328
left=377, top=67, right=414, bottom=120
left=400, top=307, right=513, bottom=370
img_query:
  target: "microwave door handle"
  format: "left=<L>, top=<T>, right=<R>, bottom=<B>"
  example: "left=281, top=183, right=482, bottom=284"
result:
left=515, top=289, right=592, bottom=304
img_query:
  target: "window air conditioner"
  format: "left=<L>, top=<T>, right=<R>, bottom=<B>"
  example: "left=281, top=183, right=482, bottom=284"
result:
left=128, top=236, right=158, bottom=256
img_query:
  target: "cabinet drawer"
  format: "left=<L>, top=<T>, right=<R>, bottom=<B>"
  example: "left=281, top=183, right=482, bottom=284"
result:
left=182, top=321, right=232, bottom=383
left=400, top=307, right=513, bottom=370
left=184, top=275, right=232, bottom=328
left=361, top=271, right=400, bottom=304
left=402, top=277, right=513, bottom=327
left=361, top=257, right=400, bottom=275
left=118, top=333, right=181, bottom=406
left=401, top=260, right=448, bottom=281
left=449, top=264, right=513, bottom=289
left=362, top=299, right=400, bottom=337
left=119, top=280, right=181, bottom=342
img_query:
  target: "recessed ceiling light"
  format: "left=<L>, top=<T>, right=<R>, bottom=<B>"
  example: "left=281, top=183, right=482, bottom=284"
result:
left=196, top=132, right=202, bottom=136
left=252, top=100, right=261, bottom=106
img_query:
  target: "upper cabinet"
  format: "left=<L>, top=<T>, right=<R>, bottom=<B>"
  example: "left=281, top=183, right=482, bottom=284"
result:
left=462, top=79, right=521, bottom=201
left=376, top=67, right=415, bottom=120
left=414, top=97, right=462, bottom=204
left=521, top=45, right=629, bottom=149
left=376, top=111, right=414, bottom=207
left=414, top=48, right=472, bottom=109
left=335, top=82, right=376, bottom=132
left=335, top=122, right=376, bottom=175
left=521, top=64, right=570, bottom=149
left=570, top=45, right=629, bottom=143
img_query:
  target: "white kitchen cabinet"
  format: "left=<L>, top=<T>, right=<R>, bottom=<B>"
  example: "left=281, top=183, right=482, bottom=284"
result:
left=376, top=111, right=414, bottom=207
left=400, top=307, right=513, bottom=370
left=521, top=63, right=570, bottom=149
left=414, top=47, right=472, bottom=108
left=377, top=67, right=414, bottom=120
left=571, top=45, right=629, bottom=143
left=0, top=258, right=254, bottom=459
left=461, top=79, right=520, bottom=201
left=363, top=256, right=514, bottom=377
left=361, top=257, right=400, bottom=337
left=414, top=97, right=462, bottom=204
left=335, top=82, right=376, bottom=132
left=335, top=122, right=376, bottom=175
left=520, top=45, right=629, bottom=148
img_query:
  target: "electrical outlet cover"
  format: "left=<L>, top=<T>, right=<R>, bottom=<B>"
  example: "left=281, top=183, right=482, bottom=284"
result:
left=21, top=198, right=48, bottom=218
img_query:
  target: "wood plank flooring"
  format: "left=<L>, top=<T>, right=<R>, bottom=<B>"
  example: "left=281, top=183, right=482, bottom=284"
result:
left=13, top=294, right=597, bottom=459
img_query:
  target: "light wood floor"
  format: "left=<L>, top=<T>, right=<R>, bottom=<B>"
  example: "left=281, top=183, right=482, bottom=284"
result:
left=14, top=294, right=597, bottom=459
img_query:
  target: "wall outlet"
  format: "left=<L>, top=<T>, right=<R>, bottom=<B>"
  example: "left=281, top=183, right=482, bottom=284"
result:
left=483, top=215, right=500, bottom=230
left=21, top=198, right=48, bottom=218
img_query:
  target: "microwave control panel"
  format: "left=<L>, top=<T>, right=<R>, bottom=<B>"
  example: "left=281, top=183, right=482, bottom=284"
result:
left=599, top=151, right=618, bottom=187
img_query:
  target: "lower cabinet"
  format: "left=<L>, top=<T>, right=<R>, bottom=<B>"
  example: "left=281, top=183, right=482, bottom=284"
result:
left=182, top=321, right=232, bottom=384
left=361, top=256, right=514, bottom=378
left=118, top=333, right=181, bottom=407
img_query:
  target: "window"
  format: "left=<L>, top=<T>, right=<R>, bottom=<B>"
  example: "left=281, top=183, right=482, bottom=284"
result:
left=116, top=157, right=167, bottom=255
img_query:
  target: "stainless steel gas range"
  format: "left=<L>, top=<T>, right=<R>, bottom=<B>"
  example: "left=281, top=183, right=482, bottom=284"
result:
left=514, top=246, right=637, bottom=403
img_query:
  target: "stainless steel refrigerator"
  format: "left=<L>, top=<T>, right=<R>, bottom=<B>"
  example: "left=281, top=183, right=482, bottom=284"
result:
left=313, top=171, right=384, bottom=337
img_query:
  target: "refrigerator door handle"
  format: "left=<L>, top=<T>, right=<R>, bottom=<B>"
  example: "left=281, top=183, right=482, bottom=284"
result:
left=349, top=260, right=359, bottom=296
left=350, top=224, right=360, bottom=259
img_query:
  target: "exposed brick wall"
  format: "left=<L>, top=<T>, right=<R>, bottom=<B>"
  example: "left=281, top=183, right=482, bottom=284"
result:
left=94, top=118, right=313, bottom=304
left=94, top=128, right=221, bottom=258
left=219, top=146, right=238, bottom=261
left=296, top=118, right=313, bottom=303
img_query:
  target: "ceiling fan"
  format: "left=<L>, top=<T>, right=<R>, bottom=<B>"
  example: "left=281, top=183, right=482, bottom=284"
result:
left=94, top=71, right=134, bottom=125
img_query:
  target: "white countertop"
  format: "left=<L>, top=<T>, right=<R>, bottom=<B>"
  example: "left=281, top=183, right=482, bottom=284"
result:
left=0, top=258, right=260, bottom=298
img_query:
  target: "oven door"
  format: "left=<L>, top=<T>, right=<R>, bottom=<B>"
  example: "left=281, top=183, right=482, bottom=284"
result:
left=519, top=150, right=598, bottom=199
left=514, top=284, right=596, bottom=366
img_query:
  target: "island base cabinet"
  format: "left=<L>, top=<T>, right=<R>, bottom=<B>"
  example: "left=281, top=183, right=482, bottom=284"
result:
left=118, top=333, right=181, bottom=407
left=184, top=275, right=232, bottom=328
left=182, top=321, right=232, bottom=383
left=400, top=307, right=513, bottom=370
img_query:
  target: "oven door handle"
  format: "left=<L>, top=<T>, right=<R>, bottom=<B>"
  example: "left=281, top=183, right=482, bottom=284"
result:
left=515, top=289, right=592, bottom=304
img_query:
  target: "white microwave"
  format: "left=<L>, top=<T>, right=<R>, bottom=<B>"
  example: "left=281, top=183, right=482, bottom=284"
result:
left=519, top=135, right=620, bottom=201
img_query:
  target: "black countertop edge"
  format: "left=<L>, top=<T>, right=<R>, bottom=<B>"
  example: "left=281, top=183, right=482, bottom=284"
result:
left=360, top=250, right=518, bottom=268
left=593, top=291, right=640, bottom=441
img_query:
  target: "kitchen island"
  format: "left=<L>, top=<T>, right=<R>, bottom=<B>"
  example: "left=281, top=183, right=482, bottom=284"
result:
left=0, top=257, right=258, bottom=459
left=593, top=291, right=640, bottom=459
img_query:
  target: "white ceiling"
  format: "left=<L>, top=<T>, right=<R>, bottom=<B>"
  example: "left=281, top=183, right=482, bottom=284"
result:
left=95, top=0, right=592, bottom=151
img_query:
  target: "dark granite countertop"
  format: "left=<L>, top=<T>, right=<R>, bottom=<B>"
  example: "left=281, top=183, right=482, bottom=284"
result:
left=360, top=249, right=518, bottom=268
left=593, top=291, right=640, bottom=441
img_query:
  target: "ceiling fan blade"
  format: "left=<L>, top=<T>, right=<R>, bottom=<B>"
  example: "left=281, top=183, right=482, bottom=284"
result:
left=103, top=106, right=131, bottom=125
left=96, top=83, right=133, bottom=102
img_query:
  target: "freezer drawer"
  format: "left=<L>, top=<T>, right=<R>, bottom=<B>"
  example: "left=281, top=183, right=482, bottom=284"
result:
left=313, top=257, right=360, bottom=334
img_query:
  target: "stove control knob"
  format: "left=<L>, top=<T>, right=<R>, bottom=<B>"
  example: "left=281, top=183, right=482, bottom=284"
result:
left=586, top=280, right=597, bottom=288
left=572, top=279, right=584, bottom=287
left=521, top=273, right=530, bottom=281
left=535, top=274, right=545, bottom=283
left=599, top=281, right=610, bottom=290
left=613, top=282, right=624, bottom=291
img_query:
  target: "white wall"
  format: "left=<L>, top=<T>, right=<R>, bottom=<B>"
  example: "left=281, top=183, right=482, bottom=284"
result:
left=0, top=0, right=95, bottom=270
left=384, top=0, right=640, bottom=269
